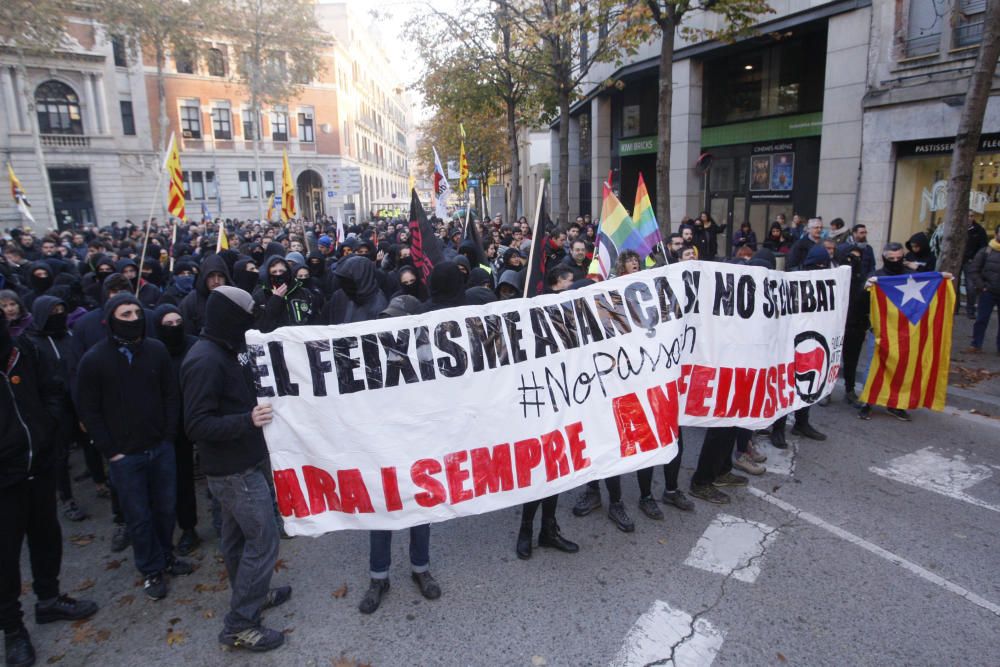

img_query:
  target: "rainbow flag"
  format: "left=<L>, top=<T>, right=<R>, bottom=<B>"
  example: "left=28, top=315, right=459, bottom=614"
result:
left=633, top=173, right=661, bottom=258
left=860, top=272, right=955, bottom=410
left=592, top=184, right=645, bottom=279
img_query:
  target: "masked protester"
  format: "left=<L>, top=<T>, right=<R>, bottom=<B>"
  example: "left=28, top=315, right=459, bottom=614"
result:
left=231, top=258, right=260, bottom=294
left=24, top=296, right=87, bottom=522
left=252, top=257, right=323, bottom=332
left=23, top=261, right=54, bottom=310
left=153, top=305, right=201, bottom=556
left=76, top=294, right=191, bottom=601
left=422, top=261, right=466, bottom=312
left=114, top=258, right=160, bottom=308
left=837, top=246, right=870, bottom=407
left=181, top=287, right=289, bottom=653
left=156, top=259, right=199, bottom=308
left=325, top=255, right=388, bottom=324
left=180, top=254, right=232, bottom=336
left=1, top=316, right=99, bottom=667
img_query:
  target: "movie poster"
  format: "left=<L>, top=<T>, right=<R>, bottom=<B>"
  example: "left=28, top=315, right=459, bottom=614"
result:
left=770, top=153, right=794, bottom=191
left=750, top=156, right=771, bottom=191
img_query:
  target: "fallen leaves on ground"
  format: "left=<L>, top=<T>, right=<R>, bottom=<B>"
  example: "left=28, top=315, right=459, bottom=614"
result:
left=174, top=597, right=194, bottom=605
left=21, top=582, right=31, bottom=595
left=331, top=656, right=371, bottom=667
left=950, top=365, right=1000, bottom=388
left=70, top=620, right=110, bottom=645
left=282, top=627, right=294, bottom=634
left=194, top=582, right=228, bottom=593
left=273, top=559, right=289, bottom=573
left=104, top=559, right=124, bottom=570
left=116, top=595, right=134, bottom=607
left=46, top=654, right=65, bottom=664
left=168, top=617, right=181, bottom=626
left=777, top=652, right=787, bottom=662
left=331, top=584, right=349, bottom=599
left=166, top=629, right=186, bottom=646
left=68, top=534, right=95, bottom=547
left=72, top=579, right=95, bottom=592
left=202, top=609, right=215, bottom=619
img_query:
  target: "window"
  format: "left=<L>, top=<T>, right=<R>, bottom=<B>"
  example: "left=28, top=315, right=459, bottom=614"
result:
left=212, top=105, right=232, bottom=140
left=343, top=122, right=349, bottom=148
left=35, top=81, right=83, bottom=135
left=263, top=170, right=275, bottom=198
left=207, top=48, right=226, bottom=77
left=180, top=103, right=201, bottom=139
left=271, top=110, right=288, bottom=141
left=953, top=0, right=986, bottom=48
left=238, top=170, right=256, bottom=199
left=266, top=51, right=287, bottom=79
left=181, top=170, right=216, bottom=201
left=175, top=49, right=195, bottom=74
left=905, top=0, right=945, bottom=56
left=298, top=111, right=314, bottom=142
left=111, top=35, right=128, bottom=67
left=120, top=101, right=135, bottom=135
left=242, top=108, right=257, bottom=140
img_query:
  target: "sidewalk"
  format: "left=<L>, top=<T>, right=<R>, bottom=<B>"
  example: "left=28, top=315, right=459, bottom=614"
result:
left=947, top=312, right=1000, bottom=416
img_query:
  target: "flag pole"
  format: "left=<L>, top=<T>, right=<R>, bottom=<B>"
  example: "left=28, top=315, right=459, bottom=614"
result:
left=137, top=132, right=174, bottom=297
left=168, top=217, right=178, bottom=273
left=522, top=178, right=546, bottom=299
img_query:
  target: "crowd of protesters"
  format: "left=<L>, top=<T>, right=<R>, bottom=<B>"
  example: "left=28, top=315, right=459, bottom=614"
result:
left=1, top=203, right=994, bottom=661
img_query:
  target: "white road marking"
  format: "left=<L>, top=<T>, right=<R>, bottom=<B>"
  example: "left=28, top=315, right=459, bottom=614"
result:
left=609, top=599, right=724, bottom=667
left=753, top=437, right=796, bottom=476
left=747, top=486, right=1000, bottom=618
left=683, top=514, right=777, bottom=583
left=869, top=447, right=1000, bottom=514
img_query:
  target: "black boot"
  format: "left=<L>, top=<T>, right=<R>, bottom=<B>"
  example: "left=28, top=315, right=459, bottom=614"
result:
left=516, top=521, right=533, bottom=560
left=358, top=578, right=389, bottom=614
left=4, top=627, right=35, bottom=667
left=538, top=518, right=579, bottom=553
left=770, top=426, right=788, bottom=449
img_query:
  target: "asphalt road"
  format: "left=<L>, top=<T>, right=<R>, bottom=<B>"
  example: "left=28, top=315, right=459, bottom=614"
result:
left=18, top=387, right=1000, bottom=666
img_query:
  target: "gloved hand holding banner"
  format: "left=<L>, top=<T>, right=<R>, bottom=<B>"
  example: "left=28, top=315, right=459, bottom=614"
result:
left=246, top=261, right=850, bottom=535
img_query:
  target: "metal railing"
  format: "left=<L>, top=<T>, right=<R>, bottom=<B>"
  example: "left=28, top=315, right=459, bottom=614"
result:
left=953, top=20, right=984, bottom=48
left=904, top=32, right=940, bottom=57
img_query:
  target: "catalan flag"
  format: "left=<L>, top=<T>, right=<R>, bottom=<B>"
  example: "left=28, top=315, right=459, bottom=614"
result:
left=590, top=184, right=645, bottom=279
left=7, top=162, right=35, bottom=223
left=633, top=173, right=661, bottom=259
left=165, top=133, right=186, bottom=222
left=459, top=124, right=468, bottom=193
left=280, top=149, right=295, bottom=221
left=215, top=218, right=229, bottom=252
left=860, top=272, right=955, bottom=411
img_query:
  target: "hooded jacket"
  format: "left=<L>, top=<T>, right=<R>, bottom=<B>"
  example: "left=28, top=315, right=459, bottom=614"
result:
left=71, top=274, right=156, bottom=356
left=181, top=287, right=268, bottom=476
left=324, top=255, right=388, bottom=324
left=836, top=247, right=871, bottom=330
left=423, top=261, right=467, bottom=312
left=75, top=294, right=180, bottom=458
left=156, top=258, right=199, bottom=307
left=179, top=253, right=232, bottom=335
left=23, top=260, right=54, bottom=310
left=904, top=232, right=936, bottom=272
left=802, top=244, right=831, bottom=270
left=0, top=316, right=62, bottom=488
left=252, top=256, right=323, bottom=332
left=114, top=258, right=161, bottom=308
left=232, top=257, right=260, bottom=293
left=969, top=236, right=1000, bottom=296
left=23, top=295, right=78, bottom=444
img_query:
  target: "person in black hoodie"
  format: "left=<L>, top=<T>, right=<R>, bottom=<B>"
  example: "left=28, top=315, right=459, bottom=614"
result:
left=252, top=256, right=323, bottom=332
left=180, top=286, right=288, bottom=653
left=324, top=255, right=388, bottom=324
left=22, top=261, right=55, bottom=310
left=24, top=296, right=87, bottom=522
left=1, top=316, right=98, bottom=667
left=180, top=254, right=232, bottom=336
left=76, top=294, right=191, bottom=601
left=837, top=245, right=870, bottom=407
left=903, top=232, right=936, bottom=273
left=231, top=258, right=260, bottom=294
left=153, top=305, right=201, bottom=556
left=114, top=258, right=161, bottom=308
left=156, top=259, right=199, bottom=307
left=421, top=261, right=466, bottom=312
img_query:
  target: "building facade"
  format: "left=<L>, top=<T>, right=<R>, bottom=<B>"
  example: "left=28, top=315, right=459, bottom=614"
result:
left=0, top=2, right=410, bottom=230
left=551, top=0, right=998, bottom=253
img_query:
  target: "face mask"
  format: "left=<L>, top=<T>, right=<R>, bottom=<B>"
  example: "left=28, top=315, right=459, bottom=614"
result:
left=157, top=323, right=185, bottom=350
left=110, top=314, right=145, bottom=343
left=174, top=275, right=195, bottom=293
left=45, top=312, right=68, bottom=336
left=96, top=270, right=114, bottom=284
left=31, top=273, right=53, bottom=293
left=882, top=258, right=905, bottom=275
left=270, top=272, right=291, bottom=290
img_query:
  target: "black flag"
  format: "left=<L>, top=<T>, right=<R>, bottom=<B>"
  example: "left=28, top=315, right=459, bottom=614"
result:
left=408, top=189, right=445, bottom=286
left=523, top=189, right=551, bottom=298
left=463, top=213, right=488, bottom=268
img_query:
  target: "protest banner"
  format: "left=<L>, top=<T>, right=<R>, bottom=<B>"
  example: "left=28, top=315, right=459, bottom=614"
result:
left=245, top=261, right=850, bottom=535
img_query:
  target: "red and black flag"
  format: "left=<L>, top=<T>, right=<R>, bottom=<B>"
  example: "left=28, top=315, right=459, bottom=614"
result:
left=523, top=189, right=552, bottom=298
left=408, top=189, right=445, bottom=286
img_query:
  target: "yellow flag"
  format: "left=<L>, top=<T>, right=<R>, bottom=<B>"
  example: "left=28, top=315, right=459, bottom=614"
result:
left=7, top=162, right=35, bottom=223
left=265, top=193, right=276, bottom=221
left=459, top=124, right=468, bottom=193
left=216, top=218, right=229, bottom=252
left=281, top=150, right=295, bottom=221
left=165, top=134, right=186, bottom=221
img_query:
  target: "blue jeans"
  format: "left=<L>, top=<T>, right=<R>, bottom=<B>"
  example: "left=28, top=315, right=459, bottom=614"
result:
left=207, top=466, right=279, bottom=633
left=972, top=291, right=1000, bottom=351
left=369, top=525, right=430, bottom=579
left=107, top=442, right=177, bottom=576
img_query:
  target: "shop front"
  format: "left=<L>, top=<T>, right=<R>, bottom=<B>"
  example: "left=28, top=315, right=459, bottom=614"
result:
left=890, top=133, right=1000, bottom=243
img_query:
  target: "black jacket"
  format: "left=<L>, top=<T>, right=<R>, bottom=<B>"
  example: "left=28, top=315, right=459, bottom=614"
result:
left=786, top=237, right=818, bottom=271
left=965, top=222, right=989, bottom=262
left=324, top=255, right=388, bottom=324
left=251, top=256, right=324, bottom=332
left=1, top=332, right=61, bottom=488
left=75, top=296, right=180, bottom=458
left=969, top=243, right=1000, bottom=296
left=23, top=295, right=78, bottom=444
left=180, top=254, right=232, bottom=336
left=180, top=293, right=268, bottom=476
left=72, top=275, right=156, bottom=357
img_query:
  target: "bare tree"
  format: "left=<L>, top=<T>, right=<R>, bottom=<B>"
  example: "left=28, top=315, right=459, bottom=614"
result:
left=937, top=0, right=1000, bottom=275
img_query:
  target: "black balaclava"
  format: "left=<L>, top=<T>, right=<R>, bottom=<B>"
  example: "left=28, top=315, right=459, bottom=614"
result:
left=397, top=267, right=420, bottom=297
left=250, top=244, right=267, bottom=266
left=882, top=256, right=906, bottom=275
left=233, top=258, right=260, bottom=293
left=29, top=266, right=53, bottom=293
left=428, top=261, right=467, bottom=308
left=307, top=251, right=325, bottom=278
left=153, top=304, right=186, bottom=354
left=104, top=294, right=145, bottom=348
left=267, top=259, right=293, bottom=291
left=202, top=286, right=255, bottom=352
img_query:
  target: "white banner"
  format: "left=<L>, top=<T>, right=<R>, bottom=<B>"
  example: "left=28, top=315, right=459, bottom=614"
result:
left=246, top=262, right=850, bottom=535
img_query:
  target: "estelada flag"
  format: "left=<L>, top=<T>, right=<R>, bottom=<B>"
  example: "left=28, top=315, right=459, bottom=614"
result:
left=523, top=188, right=551, bottom=298
left=860, top=272, right=955, bottom=411
left=407, top=189, right=445, bottom=286
left=165, top=134, right=186, bottom=222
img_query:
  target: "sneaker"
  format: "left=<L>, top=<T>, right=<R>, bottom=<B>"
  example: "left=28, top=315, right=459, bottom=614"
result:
left=845, top=391, right=859, bottom=407
left=176, top=529, right=201, bottom=556
left=791, top=422, right=827, bottom=441
left=637, top=496, right=664, bottom=520
left=713, top=471, right=749, bottom=487
left=887, top=408, right=912, bottom=422
left=411, top=571, right=442, bottom=600
left=733, top=453, right=766, bottom=476
left=661, top=490, right=695, bottom=512
left=166, top=558, right=195, bottom=576
left=62, top=500, right=87, bottom=522
left=35, top=595, right=98, bottom=624
left=747, top=444, right=767, bottom=464
left=143, top=574, right=167, bottom=601
left=4, top=627, right=35, bottom=667
left=571, top=486, right=602, bottom=517
left=689, top=483, right=730, bottom=505
left=219, top=626, right=285, bottom=652
left=358, top=579, right=389, bottom=614
left=110, top=523, right=130, bottom=553
left=261, top=586, right=292, bottom=611
left=607, top=501, right=635, bottom=533
left=858, top=404, right=872, bottom=420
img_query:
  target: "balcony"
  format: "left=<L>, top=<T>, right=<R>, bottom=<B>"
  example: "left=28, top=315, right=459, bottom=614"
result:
left=41, top=134, right=90, bottom=148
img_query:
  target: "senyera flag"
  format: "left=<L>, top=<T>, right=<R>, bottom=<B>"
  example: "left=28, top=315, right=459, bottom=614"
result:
left=407, top=189, right=445, bottom=286
left=860, top=272, right=955, bottom=410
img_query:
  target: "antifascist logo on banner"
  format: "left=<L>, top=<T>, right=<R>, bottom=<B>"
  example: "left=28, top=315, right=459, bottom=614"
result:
left=793, top=331, right=830, bottom=403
